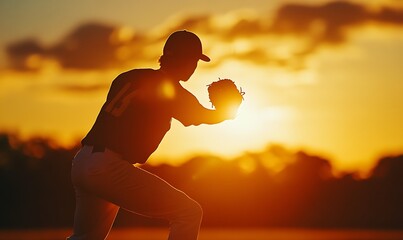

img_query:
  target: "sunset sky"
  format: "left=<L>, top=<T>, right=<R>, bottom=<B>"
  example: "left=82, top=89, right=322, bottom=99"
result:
left=0, top=0, right=402, bottom=174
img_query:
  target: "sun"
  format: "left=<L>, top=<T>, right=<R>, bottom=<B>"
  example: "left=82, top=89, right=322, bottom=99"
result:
left=221, top=102, right=261, bottom=135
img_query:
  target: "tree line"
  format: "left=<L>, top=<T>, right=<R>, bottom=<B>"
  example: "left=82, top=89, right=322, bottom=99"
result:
left=0, top=132, right=402, bottom=229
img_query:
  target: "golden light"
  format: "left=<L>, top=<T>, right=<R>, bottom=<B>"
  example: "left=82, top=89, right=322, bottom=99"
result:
left=170, top=59, right=302, bottom=159
left=232, top=39, right=253, bottom=54
left=1, top=1, right=402, bottom=176
left=110, top=26, right=135, bottom=44
left=159, top=81, right=176, bottom=99
left=220, top=103, right=262, bottom=135
left=210, top=9, right=258, bottom=31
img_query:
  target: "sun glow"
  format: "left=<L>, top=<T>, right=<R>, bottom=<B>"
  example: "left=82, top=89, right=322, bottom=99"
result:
left=2, top=1, right=403, bottom=174
left=193, top=101, right=296, bottom=159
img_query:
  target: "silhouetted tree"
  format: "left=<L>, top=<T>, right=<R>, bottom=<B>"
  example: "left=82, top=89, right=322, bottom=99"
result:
left=0, top=132, right=402, bottom=229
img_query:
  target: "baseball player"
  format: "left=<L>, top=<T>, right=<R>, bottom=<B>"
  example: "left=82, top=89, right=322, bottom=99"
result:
left=67, top=30, right=236, bottom=240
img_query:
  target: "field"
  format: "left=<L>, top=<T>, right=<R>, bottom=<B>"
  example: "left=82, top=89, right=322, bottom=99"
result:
left=1, top=228, right=403, bottom=240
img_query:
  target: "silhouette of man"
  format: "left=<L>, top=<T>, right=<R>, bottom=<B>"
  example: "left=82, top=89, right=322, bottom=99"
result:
left=67, top=30, right=235, bottom=240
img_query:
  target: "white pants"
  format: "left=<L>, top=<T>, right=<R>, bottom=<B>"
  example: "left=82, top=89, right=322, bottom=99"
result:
left=67, top=146, right=202, bottom=240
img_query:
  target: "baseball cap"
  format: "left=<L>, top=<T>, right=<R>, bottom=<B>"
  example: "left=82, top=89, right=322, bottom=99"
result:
left=163, top=30, right=210, bottom=62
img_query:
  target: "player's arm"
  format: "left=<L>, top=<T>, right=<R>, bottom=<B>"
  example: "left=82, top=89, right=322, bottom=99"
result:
left=172, top=88, right=232, bottom=126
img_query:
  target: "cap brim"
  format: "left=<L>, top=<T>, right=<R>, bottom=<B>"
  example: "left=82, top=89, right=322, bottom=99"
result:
left=200, top=54, right=210, bottom=62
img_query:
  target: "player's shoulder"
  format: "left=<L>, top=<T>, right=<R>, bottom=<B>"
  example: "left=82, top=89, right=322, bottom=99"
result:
left=112, top=68, right=161, bottom=87
left=118, top=68, right=158, bottom=79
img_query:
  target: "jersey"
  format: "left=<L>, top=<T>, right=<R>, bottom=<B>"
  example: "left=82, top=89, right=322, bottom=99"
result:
left=81, top=68, right=205, bottom=164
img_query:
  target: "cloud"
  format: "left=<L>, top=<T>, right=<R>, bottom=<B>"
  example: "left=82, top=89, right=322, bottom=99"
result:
left=163, top=14, right=213, bottom=35
left=49, top=23, right=121, bottom=69
left=270, top=1, right=369, bottom=43
left=4, top=1, right=403, bottom=72
left=209, top=1, right=403, bottom=68
left=160, top=1, right=403, bottom=70
left=56, top=83, right=110, bottom=93
left=269, top=1, right=403, bottom=48
left=5, top=22, right=148, bottom=71
left=6, top=39, right=46, bottom=71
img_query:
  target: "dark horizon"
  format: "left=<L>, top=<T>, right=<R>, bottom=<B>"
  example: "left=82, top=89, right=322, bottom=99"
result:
left=0, top=132, right=402, bottom=229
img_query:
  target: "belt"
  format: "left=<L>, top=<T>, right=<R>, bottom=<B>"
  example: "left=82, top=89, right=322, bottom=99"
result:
left=92, top=145, right=106, bottom=153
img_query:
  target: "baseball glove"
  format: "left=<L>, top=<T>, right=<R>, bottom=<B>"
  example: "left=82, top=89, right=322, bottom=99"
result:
left=207, top=78, right=245, bottom=112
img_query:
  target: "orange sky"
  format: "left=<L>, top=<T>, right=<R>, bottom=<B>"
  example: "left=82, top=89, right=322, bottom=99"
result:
left=1, top=0, right=403, bottom=174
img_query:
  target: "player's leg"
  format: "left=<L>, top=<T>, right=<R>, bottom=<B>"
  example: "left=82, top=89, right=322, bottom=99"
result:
left=67, top=188, right=119, bottom=240
left=81, top=149, right=202, bottom=240
left=113, top=166, right=203, bottom=240
left=67, top=146, right=120, bottom=240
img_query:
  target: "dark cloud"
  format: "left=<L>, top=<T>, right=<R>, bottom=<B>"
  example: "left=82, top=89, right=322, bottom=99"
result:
left=375, top=6, right=403, bottom=24
left=6, top=22, right=147, bottom=71
left=172, top=1, right=403, bottom=70
left=269, top=1, right=403, bottom=50
left=4, top=1, right=403, bottom=72
left=270, top=1, right=370, bottom=43
left=215, top=1, right=403, bottom=69
left=49, top=23, right=121, bottom=69
left=6, top=39, right=46, bottom=71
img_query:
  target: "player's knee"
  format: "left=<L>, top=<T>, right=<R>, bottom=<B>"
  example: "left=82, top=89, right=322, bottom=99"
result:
left=183, top=198, right=203, bottom=222
left=191, top=199, right=203, bottom=220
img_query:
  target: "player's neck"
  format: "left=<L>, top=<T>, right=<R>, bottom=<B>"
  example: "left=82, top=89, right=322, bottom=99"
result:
left=158, top=68, right=180, bottom=82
